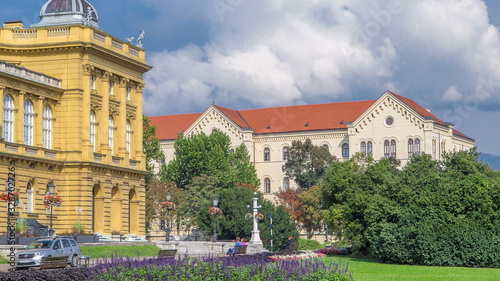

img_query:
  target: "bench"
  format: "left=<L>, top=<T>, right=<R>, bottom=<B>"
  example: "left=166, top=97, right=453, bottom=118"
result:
left=289, top=242, right=299, bottom=251
left=158, top=249, right=177, bottom=259
left=40, top=256, right=68, bottom=270
left=233, top=245, right=247, bottom=255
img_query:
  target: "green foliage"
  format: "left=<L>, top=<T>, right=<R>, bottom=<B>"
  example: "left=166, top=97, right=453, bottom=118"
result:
left=163, top=131, right=259, bottom=190
left=320, top=150, right=500, bottom=267
left=143, top=115, right=163, bottom=185
left=283, top=139, right=336, bottom=190
left=299, top=238, right=322, bottom=250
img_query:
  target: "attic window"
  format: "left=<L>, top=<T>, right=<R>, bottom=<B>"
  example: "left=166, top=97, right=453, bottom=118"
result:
left=305, top=122, right=309, bottom=127
left=266, top=125, right=271, bottom=129
left=339, top=120, right=344, bottom=125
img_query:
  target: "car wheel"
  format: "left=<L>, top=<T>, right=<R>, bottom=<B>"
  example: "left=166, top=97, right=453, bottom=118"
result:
left=70, top=255, right=78, bottom=267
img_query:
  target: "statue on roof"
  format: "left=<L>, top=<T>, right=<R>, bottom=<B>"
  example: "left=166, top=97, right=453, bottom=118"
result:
left=84, top=7, right=93, bottom=26
left=137, top=30, right=145, bottom=48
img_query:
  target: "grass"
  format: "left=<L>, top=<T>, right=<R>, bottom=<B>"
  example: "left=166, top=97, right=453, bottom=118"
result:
left=327, top=256, right=500, bottom=281
left=81, top=245, right=161, bottom=259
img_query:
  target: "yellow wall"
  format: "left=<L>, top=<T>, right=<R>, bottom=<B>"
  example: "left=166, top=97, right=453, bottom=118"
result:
left=0, top=22, right=151, bottom=235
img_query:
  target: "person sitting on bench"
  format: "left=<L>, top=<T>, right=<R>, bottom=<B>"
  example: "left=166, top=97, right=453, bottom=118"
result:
left=282, top=236, right=294, bottom=250
left=226, top=236, right=242, bottom=255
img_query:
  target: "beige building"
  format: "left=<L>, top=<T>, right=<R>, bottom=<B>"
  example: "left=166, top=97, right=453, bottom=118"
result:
left=0, top=0, right=151, bottom=235
left=150, top=91, right=474, bottom=201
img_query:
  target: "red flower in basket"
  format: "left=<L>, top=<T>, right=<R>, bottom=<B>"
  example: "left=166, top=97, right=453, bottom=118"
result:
left=1, top=191, right=20, bottom=205
left=160, top=201, right=176, bottom=210
left=43, top=195, right=63, bottom=208
left=208, top=206, right=223, bottom=215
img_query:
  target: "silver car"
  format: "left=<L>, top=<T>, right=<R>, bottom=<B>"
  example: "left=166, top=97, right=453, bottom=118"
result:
left=16, top=236, right=82, bottom=268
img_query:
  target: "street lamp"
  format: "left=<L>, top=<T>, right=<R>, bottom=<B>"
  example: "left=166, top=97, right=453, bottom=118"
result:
left=165, top=190, right=172, bottom=242
left=47, top=182, right=56, bottom=236
left=213, top=196, right=218, bottom=243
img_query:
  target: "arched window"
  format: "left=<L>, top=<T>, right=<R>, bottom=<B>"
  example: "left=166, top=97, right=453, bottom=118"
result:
left=90, top=110, right=97, bottom=150
left=408, top=139, right=414, bottom=158
left=283, top=178, right=290, bottom=191
left=390, top=140, right=397, bottom=158
left=264, top=178, right=271, bottom=193
left=322, top=144, right=329, bottom=150
left=384, top=140, right=390, bottom=158
left=441, top=141, right=446, bottom=154
left=367, top=141, right=373, bottom=157
left=415, top=138, right=421, bottom=155
left=342, top=143, right=349, bottom=158
left=27, top=182, right=34, bottom=213
left=108, top=116, right=114, bottom=152
left=126, top=120, right=131, bottom=152
left=264, top=148, right=270, bottom=161
left=282, top=147, right=289, bottom=161
left=3, top=95, right=14, bottom=142
left=42, top=105, right=52, bottom=149
left=361, top=142, right=366, bottom=154
left=23, top=100, right=34, bottom=146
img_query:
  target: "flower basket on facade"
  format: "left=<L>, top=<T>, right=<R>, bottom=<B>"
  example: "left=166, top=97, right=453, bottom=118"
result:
left=43, top=195, right=63, bottom=208
left=245, top=212, right=264, bottom=221
left=208, top=206, right=223, bottom=216
left=0, top=191, right=20, bottom=206
left=160, top=201, right=176, bottom=210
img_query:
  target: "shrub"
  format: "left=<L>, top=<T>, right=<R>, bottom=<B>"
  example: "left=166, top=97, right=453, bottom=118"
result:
left=299, top=238, right=322, bottom=250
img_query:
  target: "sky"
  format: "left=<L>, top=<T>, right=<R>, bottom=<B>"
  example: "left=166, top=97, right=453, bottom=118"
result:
left=2, top=0, right=500, bottom=156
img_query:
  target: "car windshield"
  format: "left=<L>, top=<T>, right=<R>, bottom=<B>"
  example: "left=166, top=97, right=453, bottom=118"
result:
left=25, top=240, right=53, bottom=249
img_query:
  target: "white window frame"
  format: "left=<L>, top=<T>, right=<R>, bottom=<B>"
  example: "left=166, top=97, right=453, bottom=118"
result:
left=24, top=100, right=34, bottom=146
left=126, top=120, right=131, bottom=152
left=42, top=105, right=52, bottom=149
left=3, top=95, right=14, bottom=142
left=108, top=116, right=114, bottom=152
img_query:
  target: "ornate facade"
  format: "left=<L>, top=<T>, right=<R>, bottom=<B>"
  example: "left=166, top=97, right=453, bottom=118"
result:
left=150, top=91, right=475, bottom=202
left=0, top=0, right=151, bottom=235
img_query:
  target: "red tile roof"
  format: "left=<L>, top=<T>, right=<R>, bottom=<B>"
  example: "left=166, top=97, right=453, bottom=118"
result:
left=148, top=92, right=473, bottom=141
left=149, top=113, right=201, bottom=140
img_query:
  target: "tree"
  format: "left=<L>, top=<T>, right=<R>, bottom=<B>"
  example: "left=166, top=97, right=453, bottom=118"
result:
left=162, top=131, right=259, bottom=190
left=282, top=139, right=336, bottom=190
left=143, top=115, right=164, bottom=185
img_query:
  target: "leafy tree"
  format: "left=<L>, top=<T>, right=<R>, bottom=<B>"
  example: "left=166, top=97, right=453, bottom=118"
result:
left=283, top=139, right=336, bottom=190
left=195, top=186, right=298, bottom=250
left=162, top=131, right=259, bottom=190
left=143, top=115, right=164, bottom=185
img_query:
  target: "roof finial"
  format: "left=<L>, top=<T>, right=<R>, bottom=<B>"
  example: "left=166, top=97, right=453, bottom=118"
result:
left=212, top=99, right=215, bottom=105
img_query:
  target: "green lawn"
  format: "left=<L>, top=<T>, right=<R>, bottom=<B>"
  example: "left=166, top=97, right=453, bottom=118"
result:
left=81, top=245, right=161, bottom=259
left=328, top=256, right=500, bottom=281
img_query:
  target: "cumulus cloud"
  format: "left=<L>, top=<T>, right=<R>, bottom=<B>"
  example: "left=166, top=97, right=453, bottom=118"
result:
left=143, top=0, right=500, bottom=119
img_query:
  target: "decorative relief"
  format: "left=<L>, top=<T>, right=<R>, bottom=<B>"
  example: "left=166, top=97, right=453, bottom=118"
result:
left=109, top=100, right=120, bottom=116
left=120, top=78, right=130, bottom=88
left=102, top=71, right=111, bottom=82
left=91, top=95, right=102, bottom=111
left=83, top=64, right=94, bottom=75
left=126, top=106, right=137, bottom=120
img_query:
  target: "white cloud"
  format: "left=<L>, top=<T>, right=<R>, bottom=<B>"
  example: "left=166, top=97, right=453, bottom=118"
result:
left=442, top=85, right=464, bottom=102
left=143, top=0, right=500, bottom=118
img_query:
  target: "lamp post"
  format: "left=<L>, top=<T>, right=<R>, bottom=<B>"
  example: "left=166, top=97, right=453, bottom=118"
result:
left=165, top=190, right=172, bottom=242
left=213, top=196, right=218, bottom=243
left=248, top=192, right=262, bottom=245
left=47, top=182, right=55, bottom=236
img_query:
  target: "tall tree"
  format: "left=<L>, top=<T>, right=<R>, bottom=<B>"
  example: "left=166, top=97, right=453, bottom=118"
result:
left=143, top=115, right=164, bottom=185
left=162, top=131, right=259, bottom=190
left=282, top=139, right=336, bottom=190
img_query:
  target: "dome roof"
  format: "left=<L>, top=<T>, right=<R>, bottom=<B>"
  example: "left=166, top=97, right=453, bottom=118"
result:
left=32, top=0, right=99, bottom=28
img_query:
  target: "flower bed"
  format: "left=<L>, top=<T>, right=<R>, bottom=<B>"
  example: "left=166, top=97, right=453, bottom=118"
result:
left=269, top=251, right=326, bottom=261
left=0, top=252, right=353, bottom=281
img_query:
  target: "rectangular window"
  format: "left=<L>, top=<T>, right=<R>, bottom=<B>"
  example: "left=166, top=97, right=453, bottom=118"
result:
left=126, top=87, right=131, bottom=101
left=90, top=75, right=96, bottom=90
left=108, top=81, right=114, bottom=95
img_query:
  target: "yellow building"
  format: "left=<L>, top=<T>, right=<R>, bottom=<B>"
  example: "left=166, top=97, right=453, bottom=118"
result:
left=0, top=0, right=151, bottom=235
